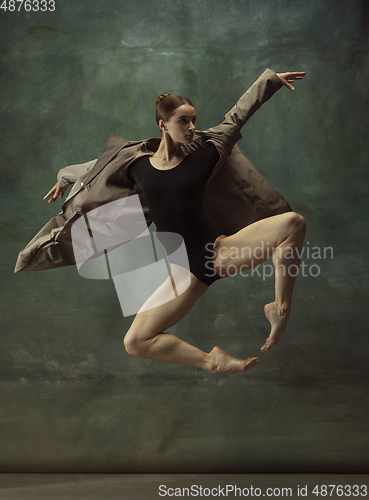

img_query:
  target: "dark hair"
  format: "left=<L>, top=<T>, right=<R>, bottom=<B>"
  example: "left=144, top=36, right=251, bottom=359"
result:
left=155, top=92, right=194, bottom=125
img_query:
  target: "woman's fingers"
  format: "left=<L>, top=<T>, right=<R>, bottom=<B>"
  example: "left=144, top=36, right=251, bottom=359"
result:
left=43, top=189, right=53, bottom=200
left=48, top=193, right=58, bottom=203
left=286, top=72, right=306, bottom=78
left=277, top=71, right=306, bottom=91
left=285, top=80, right=295, bottom=91
left=43, top=189, right=57, bottom=202
left=43, top=182, right=61, bottom=203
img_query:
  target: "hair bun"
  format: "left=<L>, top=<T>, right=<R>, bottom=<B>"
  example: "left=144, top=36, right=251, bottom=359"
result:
left=155, top=92, right=171, bottom=106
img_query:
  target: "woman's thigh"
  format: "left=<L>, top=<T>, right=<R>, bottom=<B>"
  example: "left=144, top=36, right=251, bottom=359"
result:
left=213, top=212, right=303, bottom=275
left=125, top=264, right=208, bottom=342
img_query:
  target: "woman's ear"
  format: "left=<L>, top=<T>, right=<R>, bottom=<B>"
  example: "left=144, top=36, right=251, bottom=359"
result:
left=158, top=119, right=167, bottom=133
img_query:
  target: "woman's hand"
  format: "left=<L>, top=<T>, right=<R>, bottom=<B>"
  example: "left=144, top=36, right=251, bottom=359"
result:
left=43, top=181, right=68, bottom=203
left=276, top=71, right=306, bottom=91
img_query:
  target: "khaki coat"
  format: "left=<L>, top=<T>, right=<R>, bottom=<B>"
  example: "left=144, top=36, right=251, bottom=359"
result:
left=14, top=68, right=291, bottom=273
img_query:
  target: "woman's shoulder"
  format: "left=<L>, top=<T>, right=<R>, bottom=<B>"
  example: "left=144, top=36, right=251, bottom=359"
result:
left=188, top=129, right=232, bottom=162
left=184, top=141, right=220, bottom=168
left=198, top=141, right=220, bottom=159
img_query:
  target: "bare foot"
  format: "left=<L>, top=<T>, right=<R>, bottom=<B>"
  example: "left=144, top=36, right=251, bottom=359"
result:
left=208, top=346, right=258, bottom=374
left=261, top=301, right=290, bottom=351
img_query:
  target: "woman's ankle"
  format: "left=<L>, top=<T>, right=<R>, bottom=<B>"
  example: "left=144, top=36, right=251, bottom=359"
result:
left=202, top=351, right=217, bottom=372
left=273, top=300, right=291, bottom=316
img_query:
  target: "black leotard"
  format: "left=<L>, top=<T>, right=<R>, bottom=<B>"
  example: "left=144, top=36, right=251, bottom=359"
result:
left=128, top=142, right=224, bottom=286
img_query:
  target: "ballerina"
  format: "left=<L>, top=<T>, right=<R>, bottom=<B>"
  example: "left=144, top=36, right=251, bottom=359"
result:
left=101, top=70, right=306, bottom=375
left=38, top=69, right=307, bottom=375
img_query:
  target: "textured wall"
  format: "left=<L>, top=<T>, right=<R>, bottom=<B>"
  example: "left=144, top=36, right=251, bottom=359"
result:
left=1, top=0, right=368, bottom=472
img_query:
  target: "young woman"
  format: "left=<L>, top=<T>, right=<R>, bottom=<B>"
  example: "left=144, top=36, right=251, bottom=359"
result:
left=40, top=69, right=306, bottom=375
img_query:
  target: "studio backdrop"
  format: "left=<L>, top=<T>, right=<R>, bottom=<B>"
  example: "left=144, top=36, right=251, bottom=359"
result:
left=0, top=0, right=368, bottom=472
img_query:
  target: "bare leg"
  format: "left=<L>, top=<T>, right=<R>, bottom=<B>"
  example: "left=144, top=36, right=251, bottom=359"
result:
left=123, top=264, right=258, bottom=374
left=213, top=212, right=306, bottom=351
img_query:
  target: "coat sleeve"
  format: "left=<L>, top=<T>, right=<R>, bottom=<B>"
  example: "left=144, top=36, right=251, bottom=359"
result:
left=57, top=159, right=98, bottom=188
left=202, top=68, right=283, bottom=158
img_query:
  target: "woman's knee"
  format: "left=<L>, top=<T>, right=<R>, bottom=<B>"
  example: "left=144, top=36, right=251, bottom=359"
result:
left=284, top=211, right=306, bottom=232
left=123, top=332, right=149, bottom=358
left=123, top=333, right=137, bottom=356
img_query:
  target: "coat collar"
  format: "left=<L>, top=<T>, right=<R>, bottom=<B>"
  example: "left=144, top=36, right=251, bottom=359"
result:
left=82, top=133, right=204, bottom=186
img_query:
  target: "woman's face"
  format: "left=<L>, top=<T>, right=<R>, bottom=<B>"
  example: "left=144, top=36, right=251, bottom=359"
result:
left=161, top=104, right=196, bottom=144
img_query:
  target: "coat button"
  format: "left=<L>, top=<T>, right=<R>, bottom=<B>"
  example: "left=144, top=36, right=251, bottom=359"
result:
left=81, top=182, right=84, bottom=186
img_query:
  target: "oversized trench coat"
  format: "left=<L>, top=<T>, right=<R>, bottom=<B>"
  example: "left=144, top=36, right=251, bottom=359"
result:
left=14, top=68, right=292, bottom=274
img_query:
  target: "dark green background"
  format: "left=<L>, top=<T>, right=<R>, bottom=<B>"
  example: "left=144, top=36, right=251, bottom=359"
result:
left=1, top=0, right=368, bottom=472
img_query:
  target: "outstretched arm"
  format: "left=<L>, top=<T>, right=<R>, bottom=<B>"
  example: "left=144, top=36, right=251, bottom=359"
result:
left=223, top=69, right=306, bottom=132
left=203, top=69, right=306, bottom=157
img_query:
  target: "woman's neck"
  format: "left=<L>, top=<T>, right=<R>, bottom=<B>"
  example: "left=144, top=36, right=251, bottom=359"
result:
left=153, top=134, right=184, bottom=162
